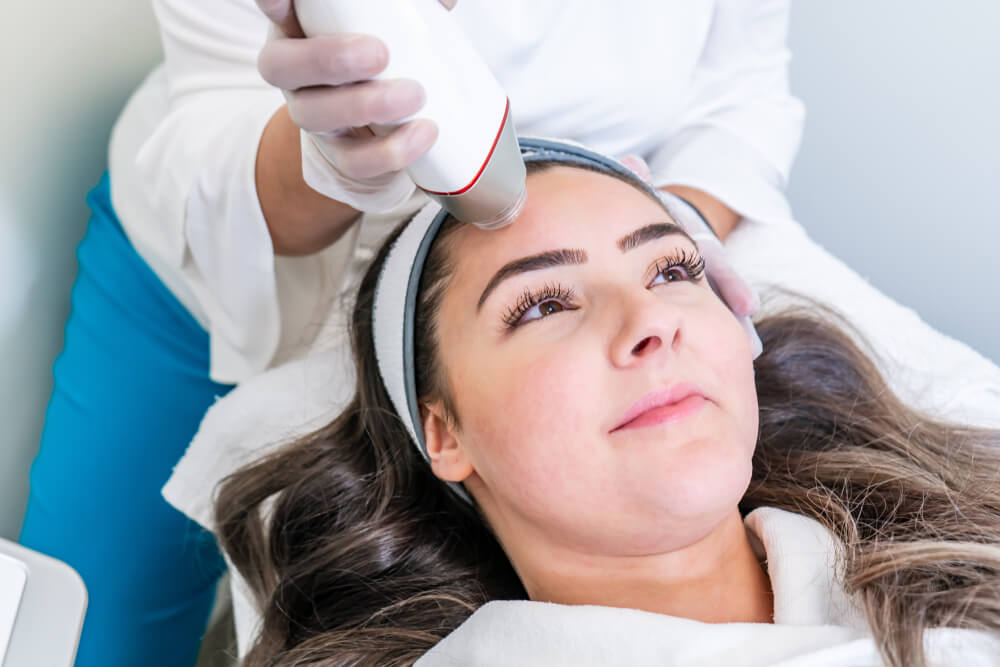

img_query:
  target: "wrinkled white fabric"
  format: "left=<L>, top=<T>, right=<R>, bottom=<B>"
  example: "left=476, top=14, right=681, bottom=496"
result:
left=300, top=129, right=417, bottom=213
left=111, top=0, right=804, bottom=383
left=414, top=509, right=1000, bottom=666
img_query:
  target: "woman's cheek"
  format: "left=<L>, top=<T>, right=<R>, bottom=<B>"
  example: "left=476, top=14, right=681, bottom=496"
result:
left=706, top=309, right=759, bottom=445
left=470, top=342, right=595, bottom=479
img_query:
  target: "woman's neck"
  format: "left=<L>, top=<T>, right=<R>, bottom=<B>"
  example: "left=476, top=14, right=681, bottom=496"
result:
left=507, top=509, right=774, bottom=625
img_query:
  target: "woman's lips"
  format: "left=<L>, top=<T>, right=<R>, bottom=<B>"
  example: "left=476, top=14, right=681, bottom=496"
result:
left=611, top=384, right=707, bottom=432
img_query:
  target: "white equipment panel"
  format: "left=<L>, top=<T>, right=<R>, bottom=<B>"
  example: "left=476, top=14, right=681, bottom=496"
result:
left=0, top=554, right=27, bottom=662
left=0, top=539, right=86, bottom=667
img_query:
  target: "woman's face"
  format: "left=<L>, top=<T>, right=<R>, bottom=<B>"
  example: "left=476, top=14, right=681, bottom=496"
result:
left=426, top=166, right=758, bottom=557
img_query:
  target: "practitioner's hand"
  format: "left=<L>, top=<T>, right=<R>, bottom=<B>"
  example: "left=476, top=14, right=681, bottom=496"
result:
left=254, top=0, right=457, bottom=212
left=621, top=155, right=763, bottom=358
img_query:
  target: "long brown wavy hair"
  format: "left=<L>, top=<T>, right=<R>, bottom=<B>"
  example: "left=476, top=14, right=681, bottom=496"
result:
left=216, top=163, right=1000, bottom=667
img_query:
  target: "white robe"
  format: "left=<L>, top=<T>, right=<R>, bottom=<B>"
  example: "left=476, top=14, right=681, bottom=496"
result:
left=415, top=507, right=1000, bottom=667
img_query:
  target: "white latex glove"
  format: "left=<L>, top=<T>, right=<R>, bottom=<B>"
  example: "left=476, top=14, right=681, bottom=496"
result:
left=255, top=0, right=457, bottom=213
left=620, top=155, right=764, bottom=359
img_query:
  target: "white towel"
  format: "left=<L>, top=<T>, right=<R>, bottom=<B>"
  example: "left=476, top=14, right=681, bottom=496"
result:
left=415, top=508, right=1000, bottom=667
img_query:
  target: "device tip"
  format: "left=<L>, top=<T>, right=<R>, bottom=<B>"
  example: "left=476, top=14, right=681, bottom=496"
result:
left=470, top=185, right=527, bottom=230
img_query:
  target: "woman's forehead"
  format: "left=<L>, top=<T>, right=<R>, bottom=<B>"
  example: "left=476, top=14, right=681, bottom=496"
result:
left=519, top=166, right=661, bottom=221
left=450, top=167, right=668, bottom=262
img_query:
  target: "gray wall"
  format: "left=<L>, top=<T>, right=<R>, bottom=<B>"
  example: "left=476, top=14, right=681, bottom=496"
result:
left=0, top=3, right=162, bottom=539
left=787, top=1, right=999, bottom=364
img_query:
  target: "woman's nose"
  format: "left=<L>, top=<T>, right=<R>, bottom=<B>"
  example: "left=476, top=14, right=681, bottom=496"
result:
left=608, top=291, right=681, bottom=368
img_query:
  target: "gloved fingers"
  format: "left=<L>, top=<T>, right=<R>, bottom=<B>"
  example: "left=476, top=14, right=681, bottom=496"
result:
left=255, top=0, right=304, bottom=38
left=699, top=243, right=760, bottom=318
left=739, top=315, right=764, bottom=360
left=723, top=275, right=760, bottom=319
left=255, top=2, right=453, bottom=213
left=619, top=155, right=653, bottom=184
left=657, top=191, right=714, bottom=242
left=286, top=78, right=426, bottom=134
left=301, top=131, right=416, bottom=211
left=315, top=119, right=439, bottom=181
left=655, top=189, right=759, bottom=318
left=259, top=32, right=388, bottom=90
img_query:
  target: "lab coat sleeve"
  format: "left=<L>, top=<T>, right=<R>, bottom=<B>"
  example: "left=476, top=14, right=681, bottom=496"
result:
left=646, top=0, right=806, bottom=226
left=130, top=0, right=342, bottom=383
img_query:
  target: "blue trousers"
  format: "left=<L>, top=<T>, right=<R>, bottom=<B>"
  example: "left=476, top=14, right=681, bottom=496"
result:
left=19, top=174, right=233, bottom=667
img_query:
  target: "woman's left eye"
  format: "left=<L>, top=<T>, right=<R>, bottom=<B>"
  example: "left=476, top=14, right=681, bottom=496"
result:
left=650, top=266, right=690, bottom=285
left=648, top=250, right=706, bottom=287
left=523, top=300, right=566, bottom=323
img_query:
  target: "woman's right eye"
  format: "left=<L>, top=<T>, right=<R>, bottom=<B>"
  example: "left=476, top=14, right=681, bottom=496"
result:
left=501, top=283, right=577, bottom=330
left=522, top=299, right=567, bottom=323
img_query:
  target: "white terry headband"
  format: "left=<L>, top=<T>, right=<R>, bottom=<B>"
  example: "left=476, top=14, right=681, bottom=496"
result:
left=372, top=137, right=748, bottom=504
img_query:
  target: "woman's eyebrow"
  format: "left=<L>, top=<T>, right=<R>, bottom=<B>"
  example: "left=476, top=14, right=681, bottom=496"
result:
left=476, top=222, right=692, bottom=312
left=477, top=249, right=587, bottom=311
left=617, top=222, right=691, bottom=252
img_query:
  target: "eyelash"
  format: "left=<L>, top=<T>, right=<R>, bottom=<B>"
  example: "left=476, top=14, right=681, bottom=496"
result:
left=500, top=249, right=707, bottom=330
left=502, top=282, right=578, bottom=330
left=652, top=248, right=706, bottom=286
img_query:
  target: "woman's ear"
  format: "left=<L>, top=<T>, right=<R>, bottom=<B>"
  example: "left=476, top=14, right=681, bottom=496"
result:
left=421, top=402, right=475, bottom=483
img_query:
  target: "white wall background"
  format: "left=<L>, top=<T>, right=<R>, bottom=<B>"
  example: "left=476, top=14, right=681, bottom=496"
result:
left=0, top=3, right=162, bottom=540
left=2, top=1, right=998, bottom=541
left=786, top=1, right=999, bottom=365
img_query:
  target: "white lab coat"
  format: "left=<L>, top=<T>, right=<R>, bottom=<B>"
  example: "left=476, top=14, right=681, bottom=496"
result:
left=108, top=0, right=805, bottom=384
left=414, top=507, right=1000, bottom=667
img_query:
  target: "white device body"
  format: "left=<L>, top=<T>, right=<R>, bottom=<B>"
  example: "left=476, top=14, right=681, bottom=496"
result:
left=295, top=0, right=527, bottom=227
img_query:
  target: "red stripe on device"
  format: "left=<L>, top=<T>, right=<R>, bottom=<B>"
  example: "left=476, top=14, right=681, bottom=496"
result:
left=422, top=98, right=511, bottom=196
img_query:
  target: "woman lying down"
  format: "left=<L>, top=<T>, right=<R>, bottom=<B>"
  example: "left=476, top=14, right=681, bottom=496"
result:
left=215, top=139, right=1000, bottom=667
